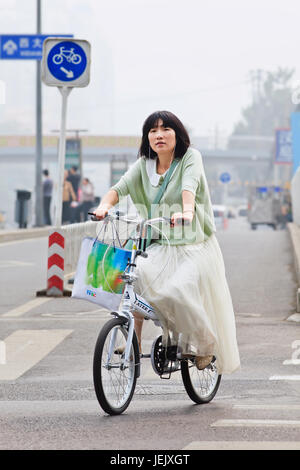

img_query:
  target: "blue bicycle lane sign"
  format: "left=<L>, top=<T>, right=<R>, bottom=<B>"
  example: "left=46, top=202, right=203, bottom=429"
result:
left=42, top=38, right=91, bottom=87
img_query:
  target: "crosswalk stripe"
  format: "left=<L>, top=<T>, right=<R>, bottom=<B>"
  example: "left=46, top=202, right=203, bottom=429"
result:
left=0, top=329, right=73, bottom=380
left=183, top=441, right=300, bottom=450
left=269, top=375, right=300, bottom=381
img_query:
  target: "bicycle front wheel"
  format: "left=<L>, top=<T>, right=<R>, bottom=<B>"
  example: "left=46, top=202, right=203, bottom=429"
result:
left=93, top=317, right=139, bottom=415
left=181, top=356, right=221, bottom=404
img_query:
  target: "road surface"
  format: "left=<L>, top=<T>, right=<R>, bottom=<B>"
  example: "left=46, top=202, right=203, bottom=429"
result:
left=0, top=217, right=299, bottom=450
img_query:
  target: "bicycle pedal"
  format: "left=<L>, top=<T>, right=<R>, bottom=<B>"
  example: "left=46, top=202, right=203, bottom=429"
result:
left=159, top=373, right=171, bottom=380
left=140, top=353, right=151, bottom=358
left=160, top=360, right=180, bottom=378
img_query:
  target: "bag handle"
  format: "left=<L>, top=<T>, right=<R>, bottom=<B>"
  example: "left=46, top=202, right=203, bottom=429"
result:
left=93, top=218, right=122, bottom=251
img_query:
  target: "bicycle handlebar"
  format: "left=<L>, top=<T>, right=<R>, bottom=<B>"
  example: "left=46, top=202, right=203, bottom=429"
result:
left=88, top=211, right=140, bottom=224
left=88, top=211, right=190, bottom=226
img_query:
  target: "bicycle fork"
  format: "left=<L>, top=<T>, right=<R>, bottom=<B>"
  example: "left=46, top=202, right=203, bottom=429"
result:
left=107, top=310, right=141, bottom=377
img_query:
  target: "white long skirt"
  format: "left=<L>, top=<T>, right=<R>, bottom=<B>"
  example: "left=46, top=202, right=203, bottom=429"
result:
left=135, top=234, right=240, bottom=374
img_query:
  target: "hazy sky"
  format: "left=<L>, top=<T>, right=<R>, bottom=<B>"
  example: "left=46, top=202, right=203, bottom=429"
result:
left=0, top=0, right=299, bottom=137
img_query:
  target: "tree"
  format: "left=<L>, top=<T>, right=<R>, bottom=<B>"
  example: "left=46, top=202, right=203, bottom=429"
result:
left=232, top=67, right=296, bottom=136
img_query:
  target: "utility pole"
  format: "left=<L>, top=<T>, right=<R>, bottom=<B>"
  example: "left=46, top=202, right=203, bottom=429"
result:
left=35, top=0, right=43, bottom=226
left=250, top=69, right=263, bottom=104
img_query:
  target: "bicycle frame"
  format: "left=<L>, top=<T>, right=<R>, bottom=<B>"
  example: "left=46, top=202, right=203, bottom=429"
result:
left=105, top=213, right=165, bottom=367
left=92, top=212, right=221, bottom=414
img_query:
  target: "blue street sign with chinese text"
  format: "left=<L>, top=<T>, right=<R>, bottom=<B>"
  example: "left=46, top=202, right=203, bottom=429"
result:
left=275, top=129, right=292, bottom=164
left=0, top=35, right=73, bottom=60
left=291, top=113, right=300, bottom=175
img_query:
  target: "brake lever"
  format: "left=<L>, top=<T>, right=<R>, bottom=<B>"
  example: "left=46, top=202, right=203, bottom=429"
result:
left=170, top=218, right=191, bottom=227
left=88, top=212, right=101, bottom=222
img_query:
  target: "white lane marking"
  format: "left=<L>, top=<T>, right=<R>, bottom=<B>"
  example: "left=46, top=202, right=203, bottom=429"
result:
left=0, top=329, right=73, bottom=380
left=183, top=441, right=300, bottom=450
left=1, top=270, right=75, bottom=318
left=0, top=237, right=47, bottom=247
left=2, top=297, right=51, bottom=317
left=283, top=359, right=300, bottom=365
left=286, top=313, right=300, bottom=322
left=41, top=308, right=108, bottom=318
left=232, top=404, right=300, bottom=410
left=269, top=375, right=300, bottom=381
left=0, top=260, right=34, bottom=268
left=236, top=313, right=261, bottom=318
left=0, top=237, right=48, bottom=248
left=211, top=419, right=300, bottom=428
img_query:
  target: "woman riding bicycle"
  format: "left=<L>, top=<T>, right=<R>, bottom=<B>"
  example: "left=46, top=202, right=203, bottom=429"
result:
left=94, top=110, right=240, bottom=375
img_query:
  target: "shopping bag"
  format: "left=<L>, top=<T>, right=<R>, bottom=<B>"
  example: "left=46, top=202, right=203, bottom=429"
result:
left=72, top=237, right=132, bottom=311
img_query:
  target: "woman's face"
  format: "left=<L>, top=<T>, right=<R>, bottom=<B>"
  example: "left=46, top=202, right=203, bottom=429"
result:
left=148, top=118, right=176, bottom=156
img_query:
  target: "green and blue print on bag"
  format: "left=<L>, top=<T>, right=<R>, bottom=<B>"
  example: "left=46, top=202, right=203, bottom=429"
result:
left=86, top=239, right=130, bottom=294
left=72, top=237, right=132, bottom=311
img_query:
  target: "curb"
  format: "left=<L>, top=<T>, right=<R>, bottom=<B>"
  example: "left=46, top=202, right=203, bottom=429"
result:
left=287, top=223, right=300, bottom=285
left=0, top=227, right=49, bottom=243
left=287, top=222, right=300, bottom=314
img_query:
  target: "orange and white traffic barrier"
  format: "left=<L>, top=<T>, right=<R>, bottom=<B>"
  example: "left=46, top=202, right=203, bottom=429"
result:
left=37, top=221, right=98, bottom=297
left=47, top=229, right=65, bottom=296
left=37, top=219, right=129, bottom=298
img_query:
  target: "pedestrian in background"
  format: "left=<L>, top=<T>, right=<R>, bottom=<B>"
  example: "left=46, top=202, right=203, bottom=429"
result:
left=78, top=178, right=95, bottom=221
left=67, top=166, right=81, bottom=200
left=62, top=170, right=77, bottom=224
left=42, top=169, right=53, bottom=225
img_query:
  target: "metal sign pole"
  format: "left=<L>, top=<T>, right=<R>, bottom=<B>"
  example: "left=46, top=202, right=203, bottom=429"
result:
left=35, top=0, right=43, bottom=227
left=54, top=86, right=72, bottom=227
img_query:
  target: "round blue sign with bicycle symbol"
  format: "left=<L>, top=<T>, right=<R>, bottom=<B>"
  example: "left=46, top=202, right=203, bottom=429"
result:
left=47, top=41, right=87, bottom=82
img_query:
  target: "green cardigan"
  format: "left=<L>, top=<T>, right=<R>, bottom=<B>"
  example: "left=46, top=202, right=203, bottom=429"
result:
left=111, top=147, right=216, bottom=245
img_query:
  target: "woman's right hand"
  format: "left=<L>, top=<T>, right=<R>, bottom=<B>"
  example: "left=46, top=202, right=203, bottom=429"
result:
left=93, top=206, right=110, bottom=220
left=90, top=190, right=118, bottom=220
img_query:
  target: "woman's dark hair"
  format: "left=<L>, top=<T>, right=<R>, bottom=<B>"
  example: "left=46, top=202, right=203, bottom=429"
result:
left=138, top=110, right=190, bottom=159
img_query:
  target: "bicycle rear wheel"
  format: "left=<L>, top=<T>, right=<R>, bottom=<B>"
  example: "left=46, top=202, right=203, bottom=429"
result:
left=93, top=317, right=139, bottom=415
left=181, top=356, right=221, bottom=404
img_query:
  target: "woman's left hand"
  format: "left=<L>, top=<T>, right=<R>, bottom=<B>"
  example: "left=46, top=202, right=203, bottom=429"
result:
left=170, top=211, right=193, bottom=227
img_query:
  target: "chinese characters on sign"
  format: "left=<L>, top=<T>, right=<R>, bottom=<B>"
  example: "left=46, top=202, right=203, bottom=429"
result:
left=275, top=129, right=292, bottom=164
left=0, top=35, right=73, bottom=60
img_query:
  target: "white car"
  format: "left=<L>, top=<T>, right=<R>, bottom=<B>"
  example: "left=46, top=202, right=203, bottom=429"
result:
left=212, top=205, right=227, bottom=230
